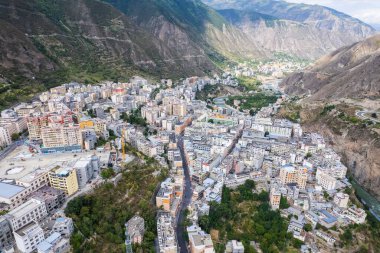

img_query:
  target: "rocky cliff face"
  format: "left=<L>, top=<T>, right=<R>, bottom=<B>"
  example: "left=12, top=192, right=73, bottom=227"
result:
left=203, top=0, right=376, bottom=59
left=285, top=104, right=380, bottom=201
left=281, top=35, right=380, bottom=100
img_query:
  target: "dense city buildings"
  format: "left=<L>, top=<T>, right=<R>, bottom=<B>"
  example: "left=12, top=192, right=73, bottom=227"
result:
left=0, top=74, right=373, bottom=253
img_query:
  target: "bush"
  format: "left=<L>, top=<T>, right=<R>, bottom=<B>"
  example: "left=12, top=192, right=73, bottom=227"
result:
left=303, top=223, right=313, bottom=232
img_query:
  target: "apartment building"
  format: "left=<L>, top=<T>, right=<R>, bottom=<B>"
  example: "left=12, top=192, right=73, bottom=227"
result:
left=14, top=221, right=45, bottom=253
left=0, top=125, right=13, bottom=147
left=157, top=212, right=178, bottom=253
left=6, top=198, right=47, bottom=231
left=52, top=217, right=74, bottom=237
left=30, top=186, right=66, bottom=213
left=73, top=155, right=100, bottom=188
left=27, top=112, right=74, bottom=141
left=225, top=240, right=244, bottom=253
left=14, top=103, right=42, bottom=118
left=48, top=167, right=79, bottom=196
left=316, top=169, right=337, bottom=191
left=187, top=225, right=215, bottom=253
left=156, top=182, right=174, bottom=212
left=36, top=232, right=70, bottom=253
left=342, top=206, right=367, bottom=224
left=333, top=193, right=349, bottom=208
left=0, top=109, right=27, bottom=130
left=0, top=183, right=28, bottom=211
left=125, top=215, right=145, bottom=244
left=41, top=124, right=81, bottom=149
left=279, top=166, right=307, bottom=190
left=270, top=188, right=281, bottom=210
left=0, top=218, right=13, bottom=251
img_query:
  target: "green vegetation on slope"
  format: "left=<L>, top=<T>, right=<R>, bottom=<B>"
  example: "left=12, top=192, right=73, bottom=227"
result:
left=227, top=93, right=278, bottom=112
left=195, top=84, right=219, bottom=101
left=237, top=76, right=261, bottom=92
left=65, top=161, right=167, bottom=253
left=199, top=181, right=298, bottom=253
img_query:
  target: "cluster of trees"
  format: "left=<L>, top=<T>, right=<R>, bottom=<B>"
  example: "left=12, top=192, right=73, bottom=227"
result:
left=320, top=104, right=336, bottom=116
left=100, top=168, right=115, bottom=179
left=227, top=93, right=278, bottom=111
left=121, top=108, right=147, bottom=127
left=237, top=77, right=261, bottom=92
left=195, top=84, right=218, bottom=101
left=65, top=162, right=165, bottom=253
left=199, top=181, right=297, bottom=253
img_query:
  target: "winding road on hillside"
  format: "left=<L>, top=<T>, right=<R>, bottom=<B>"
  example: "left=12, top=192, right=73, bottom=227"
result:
left=356, top=110, right=380, bottom=123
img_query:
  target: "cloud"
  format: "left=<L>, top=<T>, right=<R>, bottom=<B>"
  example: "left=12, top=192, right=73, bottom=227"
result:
left=285, top=0, right=380, bottom=24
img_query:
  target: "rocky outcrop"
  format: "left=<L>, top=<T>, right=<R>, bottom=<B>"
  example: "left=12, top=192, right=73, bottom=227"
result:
left=295, top=105, right=380, bottom=200
left=281, top=35, right=380, bottom=100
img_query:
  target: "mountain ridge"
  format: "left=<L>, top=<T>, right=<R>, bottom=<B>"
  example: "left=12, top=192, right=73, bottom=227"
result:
left=280, top=34, right=380, bottom=100
left=202, top=0, right=376, bottom=59
left=0, top=0, right=376, bottom=91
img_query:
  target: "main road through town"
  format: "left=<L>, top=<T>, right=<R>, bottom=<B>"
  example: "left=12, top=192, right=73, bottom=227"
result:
left=176, top=134, right=193, bottom=253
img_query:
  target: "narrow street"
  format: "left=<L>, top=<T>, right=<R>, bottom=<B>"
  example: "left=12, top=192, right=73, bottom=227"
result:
left=176, top=134, right=192, bottom=253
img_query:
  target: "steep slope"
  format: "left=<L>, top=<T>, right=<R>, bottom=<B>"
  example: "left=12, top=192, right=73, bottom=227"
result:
left=0, top=0, right=218, bottom=87
left=203, top=0, right=376, bottom=59
left=281, top=35, right=380, bottom=100
left=102, top=0, right=267, bottom=61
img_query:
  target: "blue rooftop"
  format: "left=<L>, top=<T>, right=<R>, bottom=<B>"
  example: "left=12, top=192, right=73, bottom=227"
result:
left=37, top=241, right=52, bottom=252
left=46, top=232, right=61, bottom=244
left=320, top=210, right=337, bottom=224
left=56, top=217, right=66, bottom=222
left=0, top=182, right=25, bottom=198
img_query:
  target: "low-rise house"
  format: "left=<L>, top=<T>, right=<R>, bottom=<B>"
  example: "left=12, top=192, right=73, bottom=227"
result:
left=36, top=232, right=70, bottom=253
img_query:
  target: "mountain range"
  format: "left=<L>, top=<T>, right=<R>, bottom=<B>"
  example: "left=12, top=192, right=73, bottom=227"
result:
left=0, top=0, right=376, bottom=87
left=281, top=34, right=380, bottom=100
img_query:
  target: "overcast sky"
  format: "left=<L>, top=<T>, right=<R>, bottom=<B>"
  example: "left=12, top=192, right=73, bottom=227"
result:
left=286, top=0, right=380, bottom=26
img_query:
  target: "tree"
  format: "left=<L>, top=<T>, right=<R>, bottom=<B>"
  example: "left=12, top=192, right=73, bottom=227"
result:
left=279, top=196, right=290, bottom=209
left=199, top=215, right=210, bottom=232
left=100, top=168, right=115, bottom=179
left=371, top=113, right=377, bottom=118
left=340, top=229, right=353, bottom=245
left=303, top=223, right=313, bottom=232
left=264, top=131, right=270, bottom=137
left=292, top=238, right=303, bottom=249
left=249, top=109, right=257, bottom=116
left=244, top=180, right=256, bottom=189
left=208, top=119, right=214, bottom=124
left=11, top=133, right=20, bottom=141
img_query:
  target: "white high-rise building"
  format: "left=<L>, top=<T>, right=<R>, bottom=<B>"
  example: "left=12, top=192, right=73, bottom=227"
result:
left=73, top=155, right=100, bottom=188
left=316, top=169, right=337, bottom=191
left=6, top=198, right=48, bottom=231
left=14, top=221, right=44, bottom=253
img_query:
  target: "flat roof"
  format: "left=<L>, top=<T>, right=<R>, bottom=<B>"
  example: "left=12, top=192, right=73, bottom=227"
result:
left=37, top=241, right=52, bottom=252
left=0, top=144, right=110, bottom=180
left=0, top=182, right=25, bottom=199
left=8, top=198, right=43, bottom=218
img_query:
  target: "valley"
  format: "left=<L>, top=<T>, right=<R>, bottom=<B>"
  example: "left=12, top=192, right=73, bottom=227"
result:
left=0, top=1, right=379, bottom=253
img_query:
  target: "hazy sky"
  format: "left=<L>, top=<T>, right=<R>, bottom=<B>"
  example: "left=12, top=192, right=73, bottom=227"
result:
left=286, top=0, right=380, bottom=26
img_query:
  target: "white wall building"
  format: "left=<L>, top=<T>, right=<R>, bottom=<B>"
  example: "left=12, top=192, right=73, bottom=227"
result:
left=316, top=169, right=337, bottom=191
left=14, top=221, right=45, bottom=253
left=333, top=193, right=349, bottom=208
left=6, top=198, right=48, bottom=231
